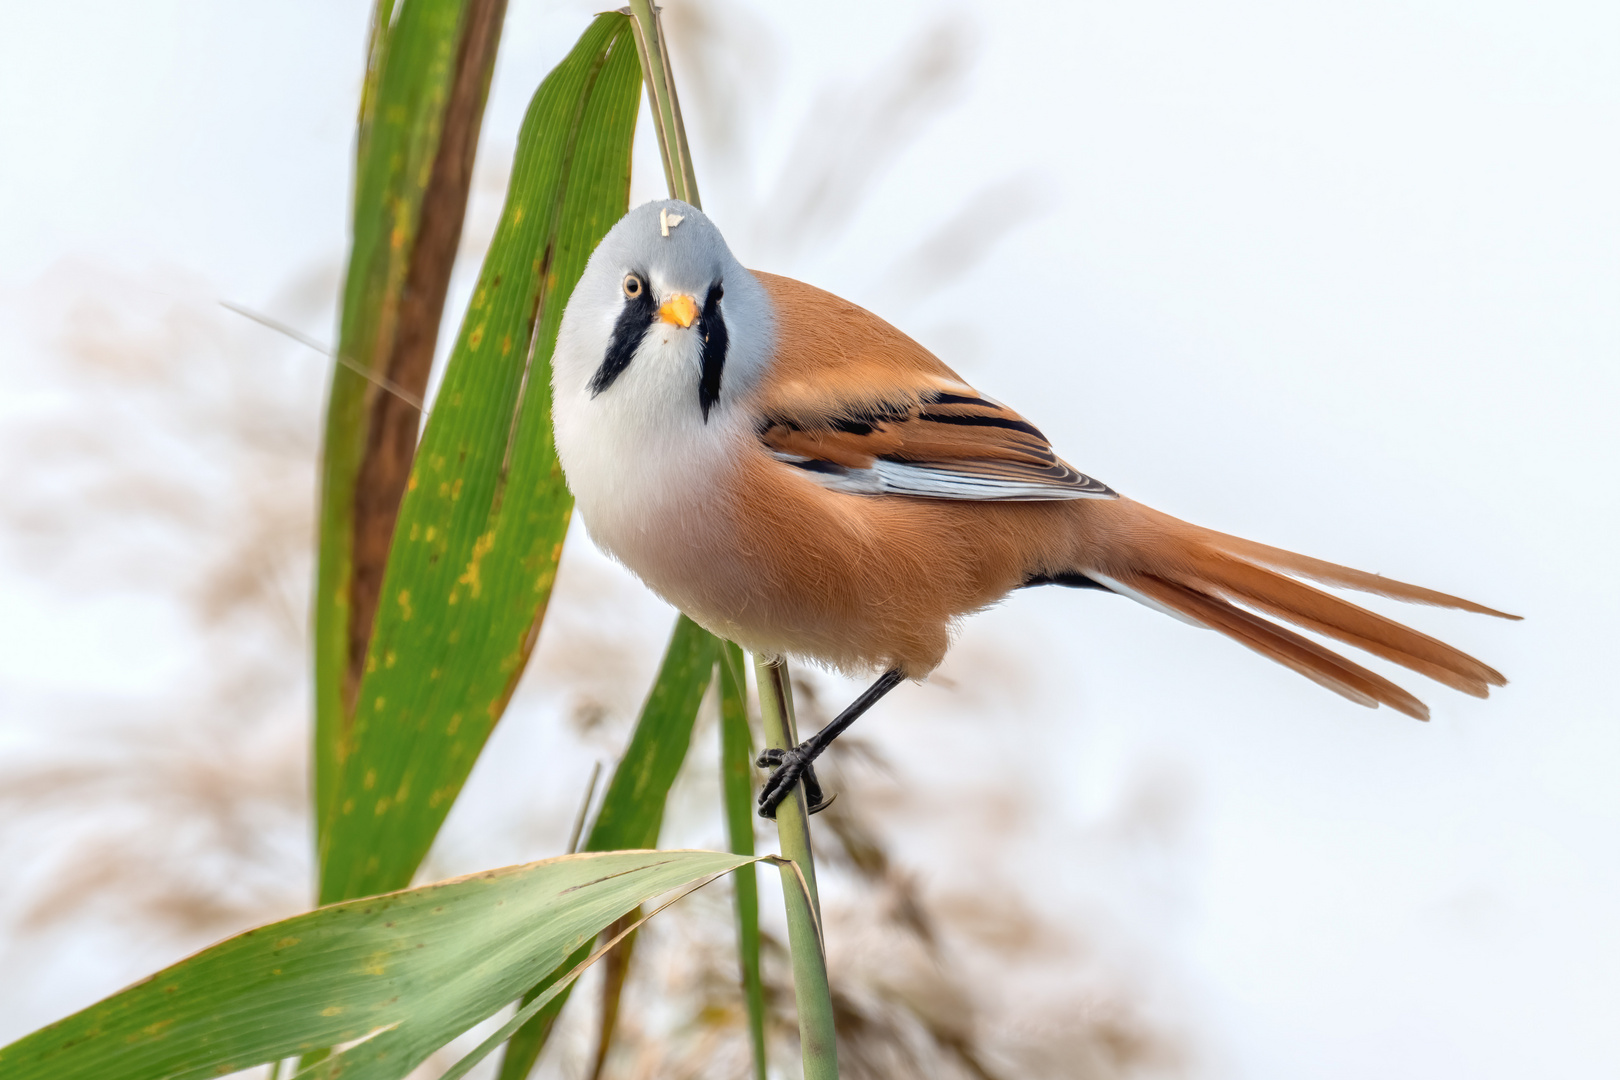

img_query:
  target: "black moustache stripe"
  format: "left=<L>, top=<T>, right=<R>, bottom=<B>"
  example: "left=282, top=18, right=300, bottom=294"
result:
left=697, top=281, right=727, bottom=421
left=589, top=276, right=657, bottom=396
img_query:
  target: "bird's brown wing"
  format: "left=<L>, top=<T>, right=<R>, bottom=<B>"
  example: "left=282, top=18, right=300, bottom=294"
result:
left=749, top=271, right=1115, bottom=501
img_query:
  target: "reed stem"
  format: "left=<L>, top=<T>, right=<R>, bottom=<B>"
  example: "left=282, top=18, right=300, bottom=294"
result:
left=624, top=1, right=699, bottom=205
left=623, top=7, right=837, bottom=1071
left=720, top=643, right=769, bottom=1080
left=754, top=655, right=837, bottom=1078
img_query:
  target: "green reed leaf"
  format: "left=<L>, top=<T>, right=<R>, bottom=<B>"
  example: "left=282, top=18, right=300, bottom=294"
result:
left=314, top=0, right=508, bottom=852
left=319, top=12, right=641, bottom=904
left=0, top=851, right=753, bottom=1080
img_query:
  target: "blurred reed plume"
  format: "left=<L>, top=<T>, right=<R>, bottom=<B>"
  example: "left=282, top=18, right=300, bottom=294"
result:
left=0, top=264, right=325, bottom=956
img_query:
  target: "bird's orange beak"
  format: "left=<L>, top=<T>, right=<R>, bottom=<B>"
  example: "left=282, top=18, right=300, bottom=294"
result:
left=658, top=293, right=698, bottom=328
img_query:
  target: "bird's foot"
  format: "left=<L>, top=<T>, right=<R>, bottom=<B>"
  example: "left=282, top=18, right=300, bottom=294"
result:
left=756, top=745, right=834, bottom=819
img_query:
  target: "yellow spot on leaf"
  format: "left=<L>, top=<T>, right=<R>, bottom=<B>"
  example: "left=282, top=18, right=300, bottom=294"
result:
left=364, top=952, right=389, bottom=976
left=384, top=650, right=397, bottom=669
left=373, top=696, right=385, bottom=712
left=363, top=769, right=377, bottom=790
left=397, top=589, right=412, bottom=620
left=424, top=525, right=436, bottom=542
left=469, top=325, right=484, bottom=351
left=274, top=937, right=301, bottom=950
left=457, top=532, right=496, bottom=598
left=447, top=713, right=462, bottom=735
left=407, top=473, right=418, bottom=492
left=374, top=796, right=391, bottom=815
left=409, top=523, right=420, bottom=541
left=451, top=478, right=463, bottom=500
left=342, top=798, right=355, bottom=814
left=134, top=1018, right=174, bottom=1041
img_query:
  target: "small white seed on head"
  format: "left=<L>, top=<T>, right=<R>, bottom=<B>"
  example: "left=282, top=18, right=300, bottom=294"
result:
left=659, top=208, right=685, bottom=237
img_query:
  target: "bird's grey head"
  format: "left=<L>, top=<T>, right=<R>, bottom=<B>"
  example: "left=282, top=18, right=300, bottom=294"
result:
left=554, top=199, right=773, bottom=423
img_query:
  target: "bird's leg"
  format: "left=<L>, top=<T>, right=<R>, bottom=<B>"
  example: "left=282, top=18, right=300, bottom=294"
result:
left=757, top=668, right=904, bottom=819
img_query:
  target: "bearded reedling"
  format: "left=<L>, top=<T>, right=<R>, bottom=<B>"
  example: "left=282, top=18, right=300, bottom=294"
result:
left=552, top=201, right=1516, bottom=818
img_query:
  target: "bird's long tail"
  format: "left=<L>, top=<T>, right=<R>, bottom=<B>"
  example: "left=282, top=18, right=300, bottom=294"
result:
left=1075, top=499, right=1518, bottom=719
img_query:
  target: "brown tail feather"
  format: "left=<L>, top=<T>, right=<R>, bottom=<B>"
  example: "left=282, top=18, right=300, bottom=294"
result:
left=1204, top=529, right=1520, bottom=620
left=1129, top=573, right=1432, bottom=719
left=1080, top=498, right=1514, bottom=716
left=1184, top=555, right=1507, bottom=695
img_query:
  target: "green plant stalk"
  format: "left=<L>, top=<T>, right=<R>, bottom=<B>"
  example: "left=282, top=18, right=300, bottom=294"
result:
left=624, top=0, right=697, bottom=204
left=755, top=655, right=837, bottom=1078
left=624, top=6, right=823, bottom=1074
left=753, top=657, right=820, bottom=913
left=621, top=6, right=839, bottom=1073
left=720, top=642, right=769, bottom=1080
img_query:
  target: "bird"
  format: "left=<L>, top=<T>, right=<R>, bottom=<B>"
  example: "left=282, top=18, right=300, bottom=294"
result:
left=551, top=199, right=1517, bottom=819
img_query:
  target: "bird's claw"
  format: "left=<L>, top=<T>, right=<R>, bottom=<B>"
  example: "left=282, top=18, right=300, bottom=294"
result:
left=756, top=744, right=833, bottom=819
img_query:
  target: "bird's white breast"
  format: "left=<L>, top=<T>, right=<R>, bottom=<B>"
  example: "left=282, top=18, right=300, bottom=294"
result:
left=552, top=306, right=754, bottom=608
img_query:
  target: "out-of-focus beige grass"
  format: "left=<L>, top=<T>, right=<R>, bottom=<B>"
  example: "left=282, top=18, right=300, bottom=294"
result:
left=0, top=263, right=323, bottom=949
left=0, top=5, right=1198, bottom=1076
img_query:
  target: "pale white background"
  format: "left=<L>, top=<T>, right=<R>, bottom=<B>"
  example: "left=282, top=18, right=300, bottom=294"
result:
left=1, top=0, right=1616, bottom=1076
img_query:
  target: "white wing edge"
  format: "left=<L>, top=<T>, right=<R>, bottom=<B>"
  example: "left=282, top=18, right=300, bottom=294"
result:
left=773, top=453, right=1115, bottom=503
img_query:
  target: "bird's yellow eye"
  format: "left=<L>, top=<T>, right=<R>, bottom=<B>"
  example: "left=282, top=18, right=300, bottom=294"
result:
left=622, top=273, right=644, bottom=299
